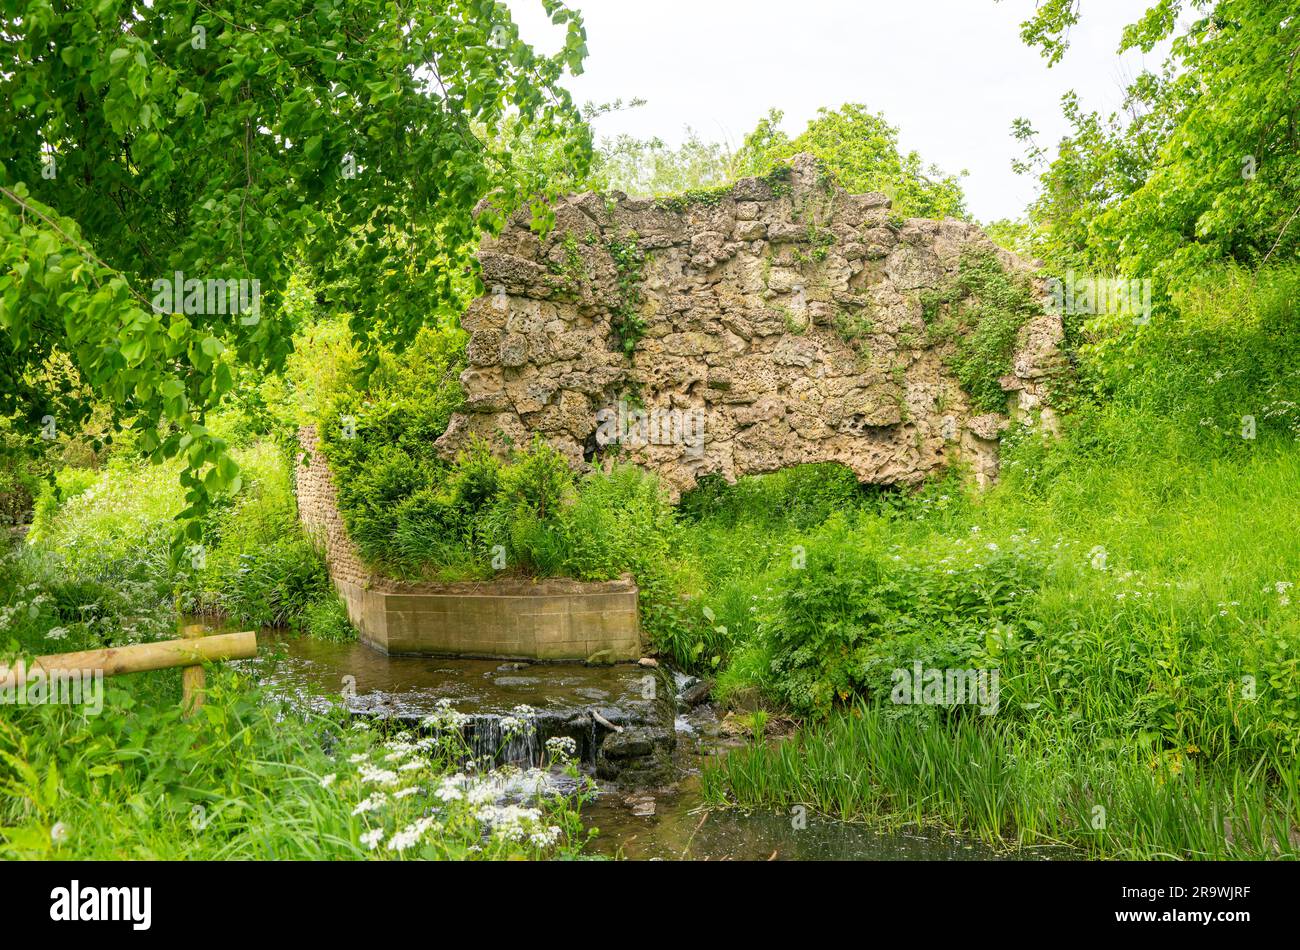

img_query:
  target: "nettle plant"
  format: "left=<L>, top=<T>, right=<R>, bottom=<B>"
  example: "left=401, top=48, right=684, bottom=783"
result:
left=0, top=0, right=590, bottom=549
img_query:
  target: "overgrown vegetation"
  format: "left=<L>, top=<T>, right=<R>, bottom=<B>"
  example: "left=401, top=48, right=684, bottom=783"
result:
left=702, top=701, right=1299, bottom=859
left=4, top=0, right=1299, bottom=865
left=920, top=249, right=1043, bottom=412
left=605, top=234, right=648, bottom=356
left=690, top=260, right=1300, bottom=858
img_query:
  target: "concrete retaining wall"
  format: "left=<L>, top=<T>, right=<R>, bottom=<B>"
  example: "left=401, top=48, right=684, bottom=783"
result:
left=294, top=426, right=642, bottom=661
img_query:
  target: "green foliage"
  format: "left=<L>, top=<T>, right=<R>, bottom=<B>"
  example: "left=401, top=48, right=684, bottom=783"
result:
left=736, top=104, right=968, bottom=218
left=0, top=415, right=50, bottom=526
left=702, top=700, right=1300, bottom=860
left=1013, top=1, right=1300, bottom=281
left=214, top=538, right=330, bottom=629
left=755, top=515, right=1038, bottom=716
left=605, top=234, right=647, bottom=356
left=921, top=249, right=1040, bottom=412
left=0, top=0, right=590, bottom=541
left=301, top=594, right=357, bottom=644
left=652, top=185, right=734, bottom=213
left=832, top=307, right=874, bottom=343
left=496, top=437, right=575, bottom=522
left=589, top=103, right=966, bottom=218
left=320, top=326, right=467, bottom=570
left=678, top=463, right=867, bottom=530
left=1079, top=265, right=1300, bottom=445
left=0, top=674, right=589, bottom=859
left=591, top=126, right=743, bottom=196
left=21, top=437, right=339, bottom=636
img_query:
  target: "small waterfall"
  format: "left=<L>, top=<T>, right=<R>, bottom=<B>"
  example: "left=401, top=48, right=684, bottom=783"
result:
left=464, top=713, right=542, bottom=768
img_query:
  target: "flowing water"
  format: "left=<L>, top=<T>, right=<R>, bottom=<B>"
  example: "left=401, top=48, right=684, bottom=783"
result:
left=226, top=626, right=1052, bottom=861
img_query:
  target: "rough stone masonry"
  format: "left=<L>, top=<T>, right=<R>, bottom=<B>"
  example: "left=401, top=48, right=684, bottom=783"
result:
left=437, top=153, right=1064, bottom=497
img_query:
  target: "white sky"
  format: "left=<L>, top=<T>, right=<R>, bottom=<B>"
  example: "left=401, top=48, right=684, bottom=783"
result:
left=503, top=0, right=1165, bottom=222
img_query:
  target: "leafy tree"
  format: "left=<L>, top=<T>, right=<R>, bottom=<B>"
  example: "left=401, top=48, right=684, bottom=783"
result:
left=1011, top=0, right=1300, bottom=282
left=0, top=0, right=590, bottom=540
left=736, top=104, right=968, bottom=218
left=591, top=126, right=741, bottom=196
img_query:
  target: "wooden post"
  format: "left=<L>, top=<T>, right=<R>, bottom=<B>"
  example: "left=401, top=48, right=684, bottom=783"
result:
left=181, top=623, right=206, bottom=718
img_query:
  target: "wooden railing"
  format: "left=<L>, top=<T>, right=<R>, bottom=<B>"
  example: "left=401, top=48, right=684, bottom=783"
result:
left=0, top=627, right=258, bottom=717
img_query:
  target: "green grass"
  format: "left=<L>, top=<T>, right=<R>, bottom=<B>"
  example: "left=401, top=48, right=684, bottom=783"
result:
left=0, top=668, right=591, bottom=860
left=701, top=702, right=1300, bottom=859
left=24, top=439, right=338, bottom=636
left=689, top=266, right=1300, bottom=859
left=684, top=418, right=1300, bottom=857
left=1, top=443, right=588, bottom=859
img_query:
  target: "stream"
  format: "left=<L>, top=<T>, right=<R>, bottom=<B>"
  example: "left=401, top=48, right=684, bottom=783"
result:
left=222, top=626, right=1050, bottom=861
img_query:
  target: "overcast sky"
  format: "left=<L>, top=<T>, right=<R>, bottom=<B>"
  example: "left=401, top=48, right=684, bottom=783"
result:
left=502, top=0, right=1165, bottom=223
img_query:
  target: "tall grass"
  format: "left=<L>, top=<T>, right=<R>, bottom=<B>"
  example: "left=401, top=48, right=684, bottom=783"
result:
left=701, top=702, right=1300, bottom=859
left=0, top=670, right=589, bottom=860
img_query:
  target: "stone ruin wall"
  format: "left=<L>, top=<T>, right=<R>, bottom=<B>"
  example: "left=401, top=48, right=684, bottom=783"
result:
left=437, top=154, right=1064, bottom=497
left=295, top=424, right=373, bottom=588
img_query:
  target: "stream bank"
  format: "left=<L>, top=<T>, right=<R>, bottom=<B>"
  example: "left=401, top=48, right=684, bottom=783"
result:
left=229, top=627, right=1048, bottom=860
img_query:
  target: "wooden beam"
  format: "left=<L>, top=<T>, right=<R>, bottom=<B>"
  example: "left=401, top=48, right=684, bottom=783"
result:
left=0, top=630, right=258, bottom=690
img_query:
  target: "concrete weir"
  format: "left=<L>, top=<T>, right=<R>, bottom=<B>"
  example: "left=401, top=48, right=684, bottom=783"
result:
left=294, top=425, right=643, bottom=661
left=332, top=576, right=641, bottom=661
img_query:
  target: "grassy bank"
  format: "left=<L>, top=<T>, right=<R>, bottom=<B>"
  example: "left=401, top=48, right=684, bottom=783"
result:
left=690, top=266, right=1300, bottom=858
left=0, top=437, right=590, bottom=859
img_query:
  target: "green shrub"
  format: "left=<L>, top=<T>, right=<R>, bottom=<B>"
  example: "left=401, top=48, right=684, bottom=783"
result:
left=678, top=462, right=868, bottom=530
left=301, top=593, right=356, bottom=643
left=220, top=536, right=331, bottom=628
left=496, top=437, right=574, bottom=522
left=755, top=515, right=1039, bottom=715
left=1081, top=264, right=1300, bottom=448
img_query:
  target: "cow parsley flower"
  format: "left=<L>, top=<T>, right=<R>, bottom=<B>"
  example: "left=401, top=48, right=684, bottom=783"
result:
left=352, top=792, right=387, bottom=816
left=358, top=765, right=400, bottom=787
left=435, top=775, right=466, bottom=802
left=545, top=736, right=577, bottom=762
left=388, top=817, right=436, bottom=852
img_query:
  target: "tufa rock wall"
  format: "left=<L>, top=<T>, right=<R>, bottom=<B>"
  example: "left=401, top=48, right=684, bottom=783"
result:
left=437, top=154, right=1063, bottom=496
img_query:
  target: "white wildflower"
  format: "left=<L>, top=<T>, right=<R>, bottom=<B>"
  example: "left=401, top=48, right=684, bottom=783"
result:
left=545, top=736, right=577, bottom=761
left=352, top=792, right=387, bottom=816
left=358, top=764, right=400, bottom=787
